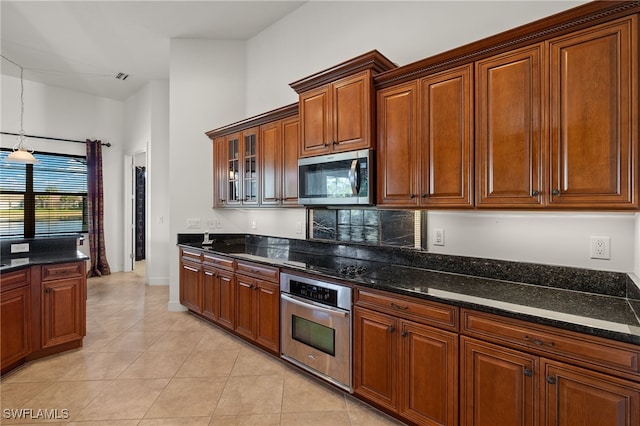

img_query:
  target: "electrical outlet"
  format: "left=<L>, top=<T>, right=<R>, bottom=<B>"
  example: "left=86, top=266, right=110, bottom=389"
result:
left=10, top=243, right=29, bottom=253
left=590, top=236, right=610, bottom=260
left=433, top=228, right=445, bottom=246
left=186, top=218, right=201, bottom=229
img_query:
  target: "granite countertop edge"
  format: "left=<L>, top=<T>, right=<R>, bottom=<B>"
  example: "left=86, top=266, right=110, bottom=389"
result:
left=178, top=242, right=640, bottom=346
left=0, top=250, right=89, bottom=273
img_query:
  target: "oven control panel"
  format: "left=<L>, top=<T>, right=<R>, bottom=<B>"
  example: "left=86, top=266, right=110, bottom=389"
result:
left=290, top=280, right=338, bottom=307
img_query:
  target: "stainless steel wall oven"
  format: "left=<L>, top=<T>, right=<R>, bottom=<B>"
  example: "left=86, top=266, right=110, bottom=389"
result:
left=280, top=272, right=353, bottom=392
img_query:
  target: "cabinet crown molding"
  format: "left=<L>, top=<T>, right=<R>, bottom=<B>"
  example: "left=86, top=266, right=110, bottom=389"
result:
left=205, top=103, right=298, bottom=140
left=289, top=49, right=397, bottom=94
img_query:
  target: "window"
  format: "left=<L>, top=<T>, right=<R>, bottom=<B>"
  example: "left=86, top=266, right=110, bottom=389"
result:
left=0, top=149, right=88, bottom=238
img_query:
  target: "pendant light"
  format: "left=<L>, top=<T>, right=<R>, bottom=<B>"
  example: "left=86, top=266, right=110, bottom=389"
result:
left=2, top=55, right=37, bottom=164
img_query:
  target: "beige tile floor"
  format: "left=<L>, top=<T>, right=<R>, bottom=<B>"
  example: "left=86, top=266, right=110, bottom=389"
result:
left=1, top=269, right=404, bottom=425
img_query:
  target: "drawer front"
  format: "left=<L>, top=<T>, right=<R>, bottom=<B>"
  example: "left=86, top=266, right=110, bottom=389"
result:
left=180, top=248, right=202, bottom=263
left=461, top=309, right=640, bottom=377
left=202, top=253, right=234, bottom=271
left=356, top=288, right=458, bottom=331
left=42, top=262, right=84, bottom=281
left=236, top=260, right=279, bottom=283
left=1, top=268, right=30, bottom=291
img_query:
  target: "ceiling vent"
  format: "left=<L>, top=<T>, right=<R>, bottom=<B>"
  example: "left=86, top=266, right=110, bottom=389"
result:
left=115, top=72, right=129, bottom=80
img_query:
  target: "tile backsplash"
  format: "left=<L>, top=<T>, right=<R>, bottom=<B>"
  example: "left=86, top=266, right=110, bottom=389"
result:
left=310, top=208, right=424, bottom=249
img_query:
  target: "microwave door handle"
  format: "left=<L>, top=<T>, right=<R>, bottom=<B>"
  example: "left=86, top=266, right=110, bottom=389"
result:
left=349, top=159, right=360, bottom=195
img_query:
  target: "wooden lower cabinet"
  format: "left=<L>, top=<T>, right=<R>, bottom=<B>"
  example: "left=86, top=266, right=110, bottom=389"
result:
left=179, top=259, right=201, bottom=313
left=202, top=265, right=235, bottom=330
left=41, top=276, right=85, bottom=348
left=460, top=336, right=537, bottom=426
left=460, top=316, right=640, bottom=426
left=234, top=273, right=279, bottom=353
left=354, top=306, right=458, bottom=426
left=1, top=270, right=31, bottom=371
left=543, top=360, right=640, bottom=426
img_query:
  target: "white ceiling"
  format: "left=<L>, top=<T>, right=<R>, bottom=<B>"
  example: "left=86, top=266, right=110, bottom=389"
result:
left=0, top=1, right=305, bottom=100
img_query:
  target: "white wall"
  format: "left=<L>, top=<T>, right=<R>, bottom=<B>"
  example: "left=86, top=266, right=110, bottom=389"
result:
left=168, top=39, right=247, bottom=310
left=246, top=0, right=588, bottom=114
left=1, top=75, right=124, bottom=271
left=122, top=79, right=171, bottom=285
left=148, top=80, right=171, bottom=285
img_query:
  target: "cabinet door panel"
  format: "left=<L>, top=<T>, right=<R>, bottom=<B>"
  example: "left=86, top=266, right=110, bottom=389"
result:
left=461, top=336, right=537, bottom=426
left=242, top=128, right=259, bottom=205
left=401, top=321, right=458, bottom=426
left=217, top=270, right=235, bottom=330
left=422, top=65, right=473, bottom=206
left=226, top=133, right=242, bottom=205
left=549, top=17, right=637, bottom=207
left=202, top=269, right=219, bottom=322
left=543, top=360, right=640, bottom=426
left=1, top=286, right=31, bottom=368
left=333, top=72, right=370, bottom=151
left=300, top=87, right=331, bottom=156
left=213, top=137, right=227, bottom=207
left=354, top=307, right=398, bottom=411
left=42, top=278, right=83, bottom=348
left=476, top=44, right=544, bottom=207
left=234, top=276, right=255, bottom=340
left=180, top=261, right=201, bottom=313
left=281, top=117, right=300, bottom=204
left=255, top=282, right=279, bottom=353
left=377, top=82, right=419, bottom=206
left=260, top=122, right=281, bottom=206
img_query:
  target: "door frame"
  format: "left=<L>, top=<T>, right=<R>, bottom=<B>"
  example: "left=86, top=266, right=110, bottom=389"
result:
left=123, top=150, right=148, bottom=274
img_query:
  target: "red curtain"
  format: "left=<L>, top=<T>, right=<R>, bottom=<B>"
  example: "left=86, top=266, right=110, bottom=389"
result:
left=86, top=139, right=111, bottom=277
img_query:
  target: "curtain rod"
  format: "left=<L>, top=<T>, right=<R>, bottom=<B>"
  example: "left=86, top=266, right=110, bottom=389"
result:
left=0, top=131, right=112, bottom=147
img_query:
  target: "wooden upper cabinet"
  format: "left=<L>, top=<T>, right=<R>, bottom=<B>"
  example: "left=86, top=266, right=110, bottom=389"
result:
left=291, top=50, right=397, bottom=158
left=299, top=71, right=372, bottom=157
left=377, top=65, right=473, bottom=208
left=281, top=116, right=300, bottom=205
left=260, top=116, right=300, bottom=206
left=260, top=121, right=281, bottom=206
left=377, top=81, right=419, bottom=206
left=548, top=15, right=637, bottom=208
left=206, top=103, right=299, bottom=208
left=420, top=64, right=474, bottom=207
left=299, top=85, right=332, bottom=156
left=476, top=44, right=544, bottom=208
left=213, top=136, right=227, bottom=207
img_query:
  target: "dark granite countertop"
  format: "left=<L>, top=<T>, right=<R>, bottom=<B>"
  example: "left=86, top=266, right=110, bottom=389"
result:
left=0, top=250, right=89, bottom=273
left=178, top=241, right=640, bottom=346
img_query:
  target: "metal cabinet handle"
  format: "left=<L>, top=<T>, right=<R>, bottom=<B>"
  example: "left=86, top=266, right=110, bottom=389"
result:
left=401, top=331, right=408, bottom=337
left=45, top=287, right=52, bottom=294
left=421, top=193, right=427, bottom=198
left=390, top=302, right=409, bottom=311
left=532, top=190, right=540, bottom=196
left=387, top=325, right=396, bottom=333
left=551, top=189, right=560, bottom=196
left=323, top=142, right=329, bottom=147
left=524, top=369, right=533, bottom=377
left=410, top=194, right=416, bottom=199
left=546, top=376, right=557, bottom=384
left=332, top=140, right=338, bottom=145
left=524, top=335, right=554, bottom=347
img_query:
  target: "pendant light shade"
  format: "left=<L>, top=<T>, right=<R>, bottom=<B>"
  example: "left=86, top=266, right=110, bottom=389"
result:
left=6, top=144, right=37, bottom=164
left=2, top=55, right=37, bottom=164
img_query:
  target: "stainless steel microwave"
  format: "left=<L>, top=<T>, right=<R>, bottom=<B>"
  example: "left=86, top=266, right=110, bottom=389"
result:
left=298, top=149, right=372, bottom=205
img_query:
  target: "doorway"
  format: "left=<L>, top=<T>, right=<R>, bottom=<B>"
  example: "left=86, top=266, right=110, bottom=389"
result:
left=124, top=151, right=148, bottom=276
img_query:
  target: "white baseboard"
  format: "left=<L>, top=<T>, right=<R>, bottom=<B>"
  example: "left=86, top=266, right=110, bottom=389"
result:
left=168, top=300, right=187, bottom=312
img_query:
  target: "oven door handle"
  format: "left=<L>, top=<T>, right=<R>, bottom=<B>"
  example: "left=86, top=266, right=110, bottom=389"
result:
left=281, top=293, right=349, bottom=318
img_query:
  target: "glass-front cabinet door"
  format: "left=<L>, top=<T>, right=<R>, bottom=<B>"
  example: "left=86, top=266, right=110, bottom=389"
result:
left=227, top=133, right=241, bottom=205
left=243, top=128, right=259, bottom=205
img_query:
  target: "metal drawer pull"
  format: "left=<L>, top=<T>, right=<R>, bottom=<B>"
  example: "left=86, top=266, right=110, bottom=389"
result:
left=524, top=335, right=554, bottom=347
left=390, top=302, right=408, bottom=311
left=524, top=369, right=533, bottom=377
left=388, top=326, right=396, bottom=333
